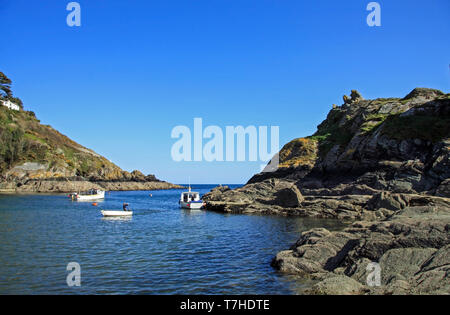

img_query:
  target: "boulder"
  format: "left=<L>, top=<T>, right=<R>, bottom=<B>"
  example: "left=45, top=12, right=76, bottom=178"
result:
left=273, top=185, right=304, bottom=207
left=306, top=275, right=368, bottom=295
left=366, top=192, right=407, bottom=211
left=436, top=179, right=450, bottom=198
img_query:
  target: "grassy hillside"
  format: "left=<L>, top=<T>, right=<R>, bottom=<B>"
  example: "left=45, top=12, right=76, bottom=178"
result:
left=0, top=72, right=160, bottom=183
left=0, top=105, right=128, bottom=179
left=277, top=88, right=450, bottom=169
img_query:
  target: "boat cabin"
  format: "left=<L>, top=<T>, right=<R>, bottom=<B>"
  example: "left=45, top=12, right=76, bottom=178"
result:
left=84, top=189, right=101, bottom=195
left=181, top=192, right=201, bottom=203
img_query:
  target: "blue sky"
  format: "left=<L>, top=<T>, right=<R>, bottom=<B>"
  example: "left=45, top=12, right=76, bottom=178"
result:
left=1, top=0, right=449, bottom=184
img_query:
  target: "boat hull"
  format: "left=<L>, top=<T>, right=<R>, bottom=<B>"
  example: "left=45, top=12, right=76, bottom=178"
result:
left=73, top=191, right=105, bottom=201
left=101, top=210, right=133, bottom=217
left=179, top=201, right=204, bottom=210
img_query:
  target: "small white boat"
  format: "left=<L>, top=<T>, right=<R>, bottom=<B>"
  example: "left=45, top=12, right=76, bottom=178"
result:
left=70, top=189, right=105, bottom=201
left=101, top=210, right=133, bottom=217
left=179, top=187, right=205, bottom=210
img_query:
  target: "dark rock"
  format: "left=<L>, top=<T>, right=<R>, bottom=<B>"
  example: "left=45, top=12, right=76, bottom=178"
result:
left=273, top=185, right=304, bottom=207
left=272, top=204, right=450, bottom=294
left=350, top=90, right=364, bottom=101
left=436, top=179, right=450, bottom=198
left=366, top=192, right=407, bottom=211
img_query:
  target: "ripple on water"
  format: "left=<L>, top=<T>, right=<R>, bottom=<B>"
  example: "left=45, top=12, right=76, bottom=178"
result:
left=0, top=187, right=347, bottom=294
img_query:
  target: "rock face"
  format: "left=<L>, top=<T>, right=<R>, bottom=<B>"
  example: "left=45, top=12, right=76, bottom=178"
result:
left=203, top=88, right=450, bottom=294
left=0, top=74, right=181, bottom=193
left=204, top=88, right=450, bottom=218
left=272, top=200, right=450, bottom=294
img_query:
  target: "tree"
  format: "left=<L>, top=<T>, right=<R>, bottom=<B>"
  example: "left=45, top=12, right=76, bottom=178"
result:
left=0, top=72, right=23, bottom=109
left=0, top=72, right=12, bottom=98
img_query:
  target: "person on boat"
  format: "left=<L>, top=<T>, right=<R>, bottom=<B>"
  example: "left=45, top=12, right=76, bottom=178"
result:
left=123, top=203, right=130, bottom=211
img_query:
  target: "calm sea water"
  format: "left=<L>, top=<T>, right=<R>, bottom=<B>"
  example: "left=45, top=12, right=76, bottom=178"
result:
left=0, top=185, right=346, bottom=294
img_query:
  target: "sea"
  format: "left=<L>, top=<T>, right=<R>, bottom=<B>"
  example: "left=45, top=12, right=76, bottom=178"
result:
left=0, top=185, right=346, bottom=294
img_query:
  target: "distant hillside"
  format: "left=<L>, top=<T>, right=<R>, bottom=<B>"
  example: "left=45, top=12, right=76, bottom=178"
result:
left=0, top=72, right=180, bottom=192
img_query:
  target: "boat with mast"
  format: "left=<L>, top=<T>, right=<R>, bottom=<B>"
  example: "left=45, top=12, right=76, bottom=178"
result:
left=179, top=180, right=204, bottom=210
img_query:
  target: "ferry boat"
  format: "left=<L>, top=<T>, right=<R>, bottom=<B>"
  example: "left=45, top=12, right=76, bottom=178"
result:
left=179, top=186, right=205, bottom=210
left=69, top=189, right=105, bottom=201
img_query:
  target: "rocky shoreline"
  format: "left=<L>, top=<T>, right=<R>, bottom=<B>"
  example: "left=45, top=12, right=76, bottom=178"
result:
left=0, top=164, right=182, bottom=193
left=0, top=178, right=182, bottom=193
left=204, top=185, right=450, bottom=294
left=203, top=88, right=450, bottom=294
left=271, top=194, right=450, bottom=294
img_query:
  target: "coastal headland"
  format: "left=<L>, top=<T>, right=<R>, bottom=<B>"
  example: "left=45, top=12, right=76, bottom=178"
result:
left=0, top=72, right=181, bottom=193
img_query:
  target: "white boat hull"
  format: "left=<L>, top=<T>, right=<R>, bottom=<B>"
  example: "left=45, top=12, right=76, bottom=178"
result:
left=180, top=201, right=204, bottom=210
left=74, top=191, right=105, bottom=201
left=101, top=210, right=133, bottom=217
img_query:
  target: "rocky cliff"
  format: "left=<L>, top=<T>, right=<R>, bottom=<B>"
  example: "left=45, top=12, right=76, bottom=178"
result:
left=0, top=74, right=180, bottom=193
left=204, top=88, right=449, bottom=218
left=203, top=88, right=450, bottom=294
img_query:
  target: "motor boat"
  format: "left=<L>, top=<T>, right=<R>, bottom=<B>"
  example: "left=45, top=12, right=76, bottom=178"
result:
left=179, top=186, right=205, bottom=210
left=69, top=189, right=105, bottom=201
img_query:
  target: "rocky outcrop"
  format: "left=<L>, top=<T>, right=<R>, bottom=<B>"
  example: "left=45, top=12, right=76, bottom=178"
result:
left=343, top=89, right=364, bottom=105
left=271, top=200, right=450, bottom=294
left=274, top=185, right=304, bottom=207
left=204, top=88, right=450, bottom=218
left=204, top=179, right=312, bottom=216
left=203, top=88, right=450, bottom=294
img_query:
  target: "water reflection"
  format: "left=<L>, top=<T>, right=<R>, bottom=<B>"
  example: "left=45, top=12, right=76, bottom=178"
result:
left=101, top=216, right=133, bottom=222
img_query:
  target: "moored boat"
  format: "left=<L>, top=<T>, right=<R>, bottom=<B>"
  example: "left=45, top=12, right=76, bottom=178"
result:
left=101, top=210, right=133, bottom=217
left=69, top=189, right=105, bottom=201
left=179, top=186, right=205, bottom=210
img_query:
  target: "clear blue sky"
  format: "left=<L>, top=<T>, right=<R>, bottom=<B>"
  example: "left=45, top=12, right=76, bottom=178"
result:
left=1, top=0, right=449, bottom=184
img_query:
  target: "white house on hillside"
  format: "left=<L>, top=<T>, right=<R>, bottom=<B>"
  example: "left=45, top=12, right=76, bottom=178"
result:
left=0, top=100, right=20, bottom=111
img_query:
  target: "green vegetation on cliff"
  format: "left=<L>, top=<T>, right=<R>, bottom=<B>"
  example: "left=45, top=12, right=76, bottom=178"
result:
left=277, top=88, right=450, bottom=169
left=307, top=109, right=354, bottom=158
left=381, top=114, right=450, bottom=143
left=0, top=109, right=44, bottom=173
left=0, top=104, right=119, bottom=178
left=0, top=72, right=162, bottom=183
